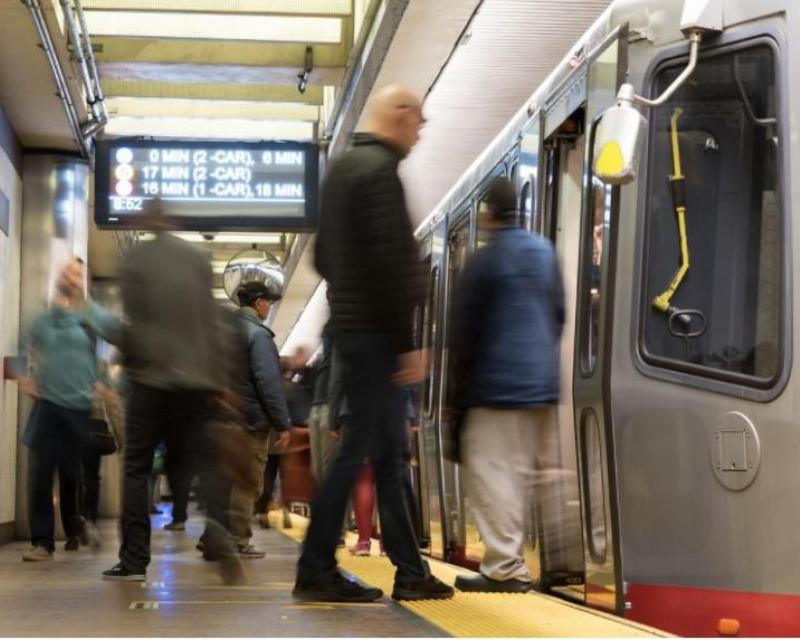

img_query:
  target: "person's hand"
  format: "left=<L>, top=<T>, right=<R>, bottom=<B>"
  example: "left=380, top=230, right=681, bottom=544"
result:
left=19, top=376, right=39, bottom=398
left=393, top=349, right=429, bottom=386
left=275, top=430, right=291, bottom=451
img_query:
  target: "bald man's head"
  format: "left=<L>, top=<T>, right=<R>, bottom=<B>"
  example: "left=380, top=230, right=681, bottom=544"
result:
left=363, top=84, right=425, bottom=156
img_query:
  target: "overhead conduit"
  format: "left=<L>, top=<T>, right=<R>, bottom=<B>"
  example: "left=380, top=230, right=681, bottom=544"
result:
left=23, top=0, right=107, bottom=159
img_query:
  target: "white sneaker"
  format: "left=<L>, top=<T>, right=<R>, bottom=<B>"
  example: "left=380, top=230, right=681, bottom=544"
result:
left=22, top=546, right=53, bottom=562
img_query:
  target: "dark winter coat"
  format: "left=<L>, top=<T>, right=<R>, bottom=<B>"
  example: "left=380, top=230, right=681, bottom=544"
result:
left=314, top=133, right=425, bottom=353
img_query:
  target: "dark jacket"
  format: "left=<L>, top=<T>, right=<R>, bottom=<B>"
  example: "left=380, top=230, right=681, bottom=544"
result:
left=314, top=133, right=426, bottom=353
left=236, top=307, right=291, bottom=433
left=121, top=233, right=222, bottom=390
left=451, top=227, right=565, bottom=408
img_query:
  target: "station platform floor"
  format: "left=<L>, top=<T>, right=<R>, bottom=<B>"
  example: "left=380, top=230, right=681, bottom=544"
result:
left=0, top=507, right=669, bottom=637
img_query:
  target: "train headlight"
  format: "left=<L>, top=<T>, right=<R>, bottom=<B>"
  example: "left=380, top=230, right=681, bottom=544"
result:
left=593, top=84, right=648, bottom=186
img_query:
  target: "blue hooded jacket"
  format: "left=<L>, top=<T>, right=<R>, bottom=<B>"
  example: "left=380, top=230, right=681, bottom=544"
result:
left=451, top=227, right=564, bottom=408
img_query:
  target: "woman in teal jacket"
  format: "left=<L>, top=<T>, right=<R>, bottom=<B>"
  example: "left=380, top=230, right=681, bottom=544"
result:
left=20, top=257, right=123, bottom=561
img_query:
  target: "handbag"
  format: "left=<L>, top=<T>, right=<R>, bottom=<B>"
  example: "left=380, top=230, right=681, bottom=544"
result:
left=88, top=395, right=117, bottom=456
left=79, top=319, right=118, bottom=456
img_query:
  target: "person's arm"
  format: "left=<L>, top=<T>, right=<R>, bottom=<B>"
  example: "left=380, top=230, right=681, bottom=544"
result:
left=327, top=345, right=346, bottom=433
left=250, top=332, right=292, bottom=432
left=85, top=301, right=125, bottom=346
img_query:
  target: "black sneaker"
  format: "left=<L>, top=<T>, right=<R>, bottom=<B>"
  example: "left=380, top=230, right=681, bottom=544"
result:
left=293, top=570, right=383, bottom=603
left=102, top=563, right=146, bottom=582
left=64, top=537, right=80, bottom=551
left=164, top=520, right=186, bottom=531
left=454, top=573, right=533, bottom=593
left=392, top=574, right=455, bottom=601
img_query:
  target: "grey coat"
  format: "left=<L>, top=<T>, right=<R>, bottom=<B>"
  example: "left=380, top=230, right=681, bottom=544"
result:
left=121, top=233, right=224, bottom=391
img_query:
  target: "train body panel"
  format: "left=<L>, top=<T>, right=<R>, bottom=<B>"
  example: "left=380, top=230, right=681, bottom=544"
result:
left=412, top=0, right=799, bottom=634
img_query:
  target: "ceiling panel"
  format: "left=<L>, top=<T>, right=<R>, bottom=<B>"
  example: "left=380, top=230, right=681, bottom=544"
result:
left=105, top=97, right=320, bottom=121
left=101, top=80, right=325, bottom=103
left=103, top=116, right=315, bottom=140
left=84, top=10, right=343, bottom=43
left=98, top=61, right=345, bottom=86
left=93, top=39, right=350, bottom=66
left=81, top=0, right=353, bottom=15
left=400, top=0, right=613, bottom=225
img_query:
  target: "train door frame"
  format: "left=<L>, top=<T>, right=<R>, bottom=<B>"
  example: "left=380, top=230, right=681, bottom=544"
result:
left=534, top=61, right=590, bottom=597
left=416, top=222, right=447, bottom=559
left=571, top=24, right=629, bottom=615
left=435, top=203, right=473, bottom=563
left=515, top=113, right=544, bottom=235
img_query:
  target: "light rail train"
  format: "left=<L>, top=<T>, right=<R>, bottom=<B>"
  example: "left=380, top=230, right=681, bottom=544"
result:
left=406, top=0, right=798, bottom=635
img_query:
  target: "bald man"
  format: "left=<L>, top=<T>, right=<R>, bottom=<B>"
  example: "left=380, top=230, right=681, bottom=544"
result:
left=294, top=85, right=453, bottom=603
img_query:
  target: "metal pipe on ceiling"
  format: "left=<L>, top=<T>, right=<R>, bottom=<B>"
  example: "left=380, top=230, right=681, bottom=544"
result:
left=59, top=0, right=99, bottom=119
left=74, top=0, right=108, bottom=129
left=23, top=0, right=91, bottom=159
left=59, top=0, right=108, bottom=138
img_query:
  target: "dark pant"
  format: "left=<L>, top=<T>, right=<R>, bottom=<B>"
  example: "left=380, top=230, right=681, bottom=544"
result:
left=297, top=333, right=428, bottom=582
left=26, top=400, right=89, bottom=551
left=166, top=449, right=192, bottom=523
left=119, top=383, right=233, bottom=572
left=81, top=448, right=102, bottom=523
left=255, top=454, right=281, bottom=513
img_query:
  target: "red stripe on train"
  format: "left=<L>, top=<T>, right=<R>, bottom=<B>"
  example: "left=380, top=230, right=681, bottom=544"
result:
left=627, top=583, right=800, bottom=637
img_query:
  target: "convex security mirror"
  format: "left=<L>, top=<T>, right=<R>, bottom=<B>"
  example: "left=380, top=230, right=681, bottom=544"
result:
left=223, top=249, right=285, bottom=303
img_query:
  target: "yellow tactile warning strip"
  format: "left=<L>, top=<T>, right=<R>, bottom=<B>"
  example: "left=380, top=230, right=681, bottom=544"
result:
left=271, top=511, right=671, bottom=638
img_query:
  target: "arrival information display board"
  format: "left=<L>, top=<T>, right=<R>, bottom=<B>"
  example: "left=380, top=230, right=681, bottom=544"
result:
left=95, top=139, right=318, bottom=231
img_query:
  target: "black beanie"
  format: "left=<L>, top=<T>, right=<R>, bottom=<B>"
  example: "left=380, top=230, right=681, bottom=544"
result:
left=483, top=177, right=518, bottom=220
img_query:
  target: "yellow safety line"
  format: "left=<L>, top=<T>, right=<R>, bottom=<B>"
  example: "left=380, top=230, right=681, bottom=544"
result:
left=271, top=511, right=671, bottom=638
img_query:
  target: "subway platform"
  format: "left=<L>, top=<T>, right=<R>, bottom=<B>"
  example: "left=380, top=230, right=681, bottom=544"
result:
left=0, top=507, right=668, bottom=638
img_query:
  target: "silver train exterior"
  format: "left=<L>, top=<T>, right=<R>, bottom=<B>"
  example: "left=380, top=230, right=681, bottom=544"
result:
left=409, top=0, right=799, bottom=635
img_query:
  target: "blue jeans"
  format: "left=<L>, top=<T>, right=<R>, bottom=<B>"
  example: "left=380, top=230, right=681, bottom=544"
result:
left=297, top=333, right=428, bottom=582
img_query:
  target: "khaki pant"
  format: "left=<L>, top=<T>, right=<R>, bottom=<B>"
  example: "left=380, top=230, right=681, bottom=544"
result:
left=462, top=406, right=552, bottom=582
left=228, top=430, right=269, bottom=547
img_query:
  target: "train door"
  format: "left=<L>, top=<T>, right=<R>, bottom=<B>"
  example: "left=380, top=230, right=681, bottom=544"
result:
left=572, top=27, right=628, bottom=614
left=422, top=206, right=473, bottom=561
left=416, top=223, right=446, bottom=557
left=537, top=96, right=587, bottom=595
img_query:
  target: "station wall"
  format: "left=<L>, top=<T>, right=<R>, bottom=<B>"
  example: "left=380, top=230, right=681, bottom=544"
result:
left=0, top=105, right=22, bottom=541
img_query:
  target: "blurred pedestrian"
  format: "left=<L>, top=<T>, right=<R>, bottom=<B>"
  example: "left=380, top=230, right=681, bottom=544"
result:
left=227, top=282, right=291, bottom=557
left=102, top=200, right=241, bottom=583
left=307, top=320, right=336, bottom=484
left=294, top=84, right=453, bottom=602
left=20, top=257, right=122, bottom=561
left=450, top=176, right=564, bottom=593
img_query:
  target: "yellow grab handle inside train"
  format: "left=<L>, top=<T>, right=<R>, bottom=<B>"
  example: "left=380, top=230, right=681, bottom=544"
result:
left=653, top=107, right=689, bottom=314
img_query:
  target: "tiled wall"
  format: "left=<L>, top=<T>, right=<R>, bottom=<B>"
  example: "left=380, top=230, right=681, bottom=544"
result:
left=0, top=106, right=21, bottom=525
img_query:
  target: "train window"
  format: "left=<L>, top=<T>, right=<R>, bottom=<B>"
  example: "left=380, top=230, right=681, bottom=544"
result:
left=423, top=265, right=440, bottom=419
left=581, top=410, right=608, bottom=565
left=641, top=44, right=782, bottom=387
left=580, top=177, right=612, bottom=375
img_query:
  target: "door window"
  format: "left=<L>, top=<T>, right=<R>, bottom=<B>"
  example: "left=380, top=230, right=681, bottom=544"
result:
left=641, top=44, right=782, bottom=387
